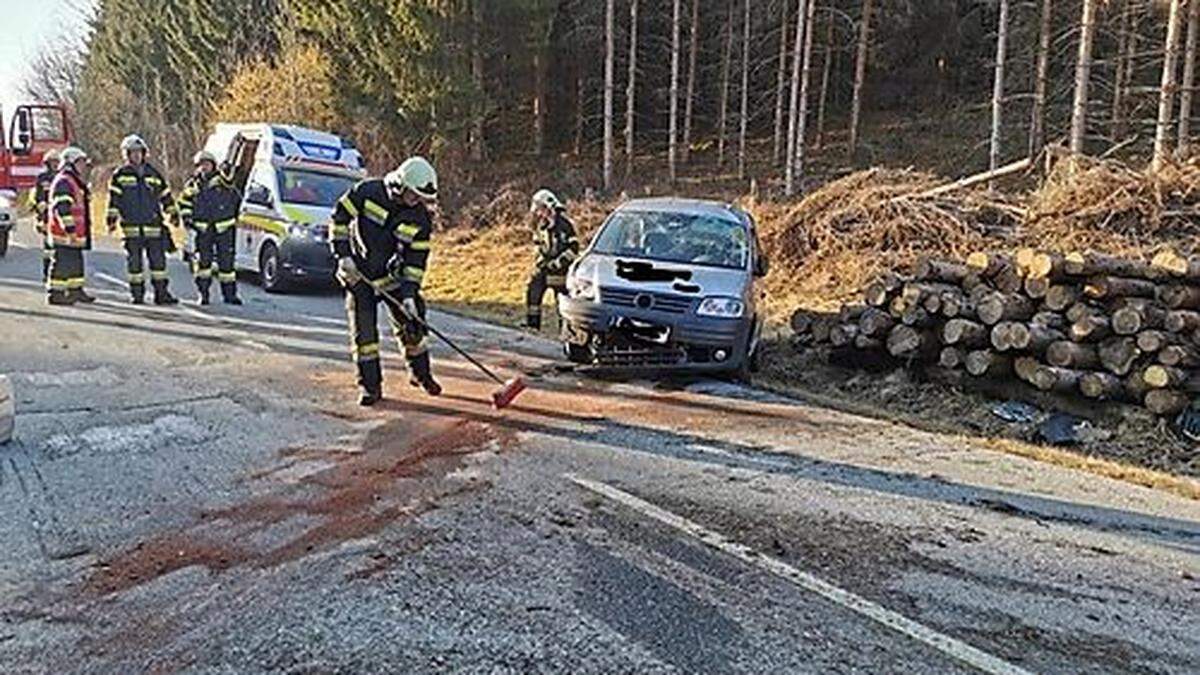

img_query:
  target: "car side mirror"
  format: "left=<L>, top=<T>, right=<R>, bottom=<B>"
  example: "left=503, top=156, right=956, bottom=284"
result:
left=246, top=184, right=272, bottom=208
left=754, top=255, right=769, bottom=278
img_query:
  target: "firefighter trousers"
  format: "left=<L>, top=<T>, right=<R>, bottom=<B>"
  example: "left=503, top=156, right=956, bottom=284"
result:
left=47, top=247, right=85, bottom=296
left=193, top=227, right=238, bottom=300
left=525, top=268, right=566, bottom=329
left=123, top=235, right=169, bottom=299
left=345, top=282, right=431, bottom=393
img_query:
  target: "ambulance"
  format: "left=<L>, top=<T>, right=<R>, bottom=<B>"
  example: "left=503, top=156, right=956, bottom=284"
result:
left=192, top=124, right=367, bottom=292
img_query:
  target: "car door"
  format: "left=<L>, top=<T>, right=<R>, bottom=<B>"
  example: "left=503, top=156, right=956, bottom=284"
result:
left=238, top=166, right=276, bottom=272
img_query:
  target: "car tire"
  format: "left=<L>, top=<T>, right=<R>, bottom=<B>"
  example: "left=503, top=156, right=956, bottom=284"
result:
left=564, top=341, right=591, bottom=365
left=260, top=243, right=289, bottom=293
left=0, top=229, right=8, bottom=257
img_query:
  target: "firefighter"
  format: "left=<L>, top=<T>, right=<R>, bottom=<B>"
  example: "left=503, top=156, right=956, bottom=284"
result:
left=46, top=147, right=96, bottom=306
left=106, top=135, right=179, bottom=305
left=178, top=151, right=242, bottom=305
left=525, top=189, right=579, bottom=330
left=30, top=149, right=59, bottom=280
left=330, top=156, right=442, bottom=406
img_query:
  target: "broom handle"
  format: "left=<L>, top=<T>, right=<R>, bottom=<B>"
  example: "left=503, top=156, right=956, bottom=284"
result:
left=377, top=287, right=507, bottom=385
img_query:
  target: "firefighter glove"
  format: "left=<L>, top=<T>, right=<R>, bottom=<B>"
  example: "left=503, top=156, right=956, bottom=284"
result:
left=336, top=257, right=361, bottom=287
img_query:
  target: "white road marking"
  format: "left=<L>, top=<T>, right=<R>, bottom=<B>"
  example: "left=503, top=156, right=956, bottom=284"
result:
left=567, top=475, right=1032, bottom=675
left=11, top=367, right=120, bottom=388
left=94, top=271, right=126, bottom=289
left=299, top=313, right=347, bottom=328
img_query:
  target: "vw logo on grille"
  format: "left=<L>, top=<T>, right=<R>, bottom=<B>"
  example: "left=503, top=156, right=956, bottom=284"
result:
left=634, top=293, right=655, bottom=309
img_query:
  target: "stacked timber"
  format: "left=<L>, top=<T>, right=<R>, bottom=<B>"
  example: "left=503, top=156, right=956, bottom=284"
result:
left=791, top=248, right=1200, bottom=417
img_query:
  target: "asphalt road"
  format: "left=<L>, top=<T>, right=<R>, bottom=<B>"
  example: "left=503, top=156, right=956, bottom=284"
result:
left=1, top=221, right=1199, bottom=674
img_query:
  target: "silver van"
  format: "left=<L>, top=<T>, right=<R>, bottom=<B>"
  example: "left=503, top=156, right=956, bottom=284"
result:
left=557, top=198, right=768, bottom=377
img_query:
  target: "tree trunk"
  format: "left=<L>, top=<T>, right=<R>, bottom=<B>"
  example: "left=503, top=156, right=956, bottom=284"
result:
left=669, top=0, right=682, bottom=183
left=534, top=49, right=546, bottom=156
left=792, top=0, right=818, bottom=189
left=682, top=0, right=700, bottom=164
left=603, top=0, right=614, bottom=190
left=773, top=0, right=791, bottom=164
left=785, top=0, right=810, bottom=195
left=1069, top=0, right=1098, bottom=155
left=848, top=0, right=874, bottom=158
left=471, top=0, right=487, bottom=162
left=625, top=0, right=638, bottom=176
left=989, top=0, right=1010, bottom=185
left=1179, top=0, right=1200, bottom=158
left=738, top=0, right=751, bottom=180
left=1154, top=0, right=1186, bottom=172
left=1029, top=0, right=1052, bottom=158
left=718, top=0, right=735, bottom=167
left=1111, top=0, right=1131, bottom=140
left=816, top=10, right=834, bottom=149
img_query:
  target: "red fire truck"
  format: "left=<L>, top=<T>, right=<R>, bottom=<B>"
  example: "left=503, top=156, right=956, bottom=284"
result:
left=0, top=104, right=73, bottom=255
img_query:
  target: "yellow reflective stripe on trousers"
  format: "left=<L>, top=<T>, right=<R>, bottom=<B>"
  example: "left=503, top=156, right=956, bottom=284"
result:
left=218, top=271, right=236, bottom=282
left=127, top=272, right=145, bottom=283
left=151, top=270, right=169, bottom=281
left=363, top=199, right=388, bottom=225
left=352, top=341, right=380, bottom=362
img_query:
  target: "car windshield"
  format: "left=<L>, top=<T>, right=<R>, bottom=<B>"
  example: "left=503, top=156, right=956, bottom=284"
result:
left=591, top=209, right=750, bottom=270
left=277, top=168, right=356, bottom=208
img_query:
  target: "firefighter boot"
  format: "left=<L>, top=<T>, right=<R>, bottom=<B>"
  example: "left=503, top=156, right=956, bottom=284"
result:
left=524, top=307, right=542, bottom=330
left=130, top=283, right=145, bottom=305
left=221, top=283, right=242, bottom=306
left=71, top=289, right=97, bottom=304
left=47, top=290, right=75, bottom=306
left=408, top=352, right=443, bottom=396
left=358, top=360, right=383, bottom=406
left=195, top=278, right=211, bottom=306
left=153, top=281, right=179, bottom=305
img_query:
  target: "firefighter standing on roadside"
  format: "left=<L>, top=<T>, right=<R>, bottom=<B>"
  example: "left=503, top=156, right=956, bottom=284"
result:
left=106, top=135, right=179, bottom=305
left=330, top=156, right=442, bottom=406
left=178, top=151, right=242, bottom=306
left=525, top=189, right=579, bottom=330
left=46, top=147, right=96, bottom=306
left=31, top=149, right=59, bottom=280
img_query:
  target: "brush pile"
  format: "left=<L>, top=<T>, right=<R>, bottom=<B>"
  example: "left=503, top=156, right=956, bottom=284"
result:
left=762, top=168, right=1023, bottom=302
left=793, top=247, right=1200, bottom=417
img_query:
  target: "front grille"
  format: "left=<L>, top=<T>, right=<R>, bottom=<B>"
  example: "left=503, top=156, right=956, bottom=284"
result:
left=595, top=344, right=687, bottom=367
left=600, top=287, right=694, bottom=314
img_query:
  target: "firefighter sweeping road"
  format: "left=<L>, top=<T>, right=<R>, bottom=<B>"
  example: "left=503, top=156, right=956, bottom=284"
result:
left=1, top=222, right=1199, bottom=674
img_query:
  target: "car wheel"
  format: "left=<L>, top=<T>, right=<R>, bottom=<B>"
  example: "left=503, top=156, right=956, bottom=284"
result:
left=0, top=229, right=8, bottom=257
left=564, top=341, right=591, bottom=364
left=260, top=243, right=288, bottom=293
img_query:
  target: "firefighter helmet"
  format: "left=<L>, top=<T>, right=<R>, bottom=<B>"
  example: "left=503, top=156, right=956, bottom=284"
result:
left=385, top=156, right=438, bottom=201
left=530, top=189, right=562, bottom=213
left=58, top=146, right=89, bottom=171
left=120, top=134, right=148, bottom=156
left=193, top=150, right=217, bottom=167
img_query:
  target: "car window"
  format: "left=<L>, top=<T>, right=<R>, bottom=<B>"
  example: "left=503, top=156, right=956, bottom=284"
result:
left=592, top=209, right=750, bottom=270
left=277, top=168, right=356, bottom=208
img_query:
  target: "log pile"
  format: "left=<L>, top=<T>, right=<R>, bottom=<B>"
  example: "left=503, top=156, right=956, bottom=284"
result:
left=792, top=248, right=1200, bottom=418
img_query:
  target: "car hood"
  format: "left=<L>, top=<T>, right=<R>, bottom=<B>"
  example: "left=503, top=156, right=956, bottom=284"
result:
left=279, top=203, right=334, bottom=226
left=581, top=253, right=750, bottom=298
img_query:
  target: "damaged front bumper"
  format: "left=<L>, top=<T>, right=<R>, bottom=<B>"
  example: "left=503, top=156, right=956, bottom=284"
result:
left=558, top=294, right=753, bottom=372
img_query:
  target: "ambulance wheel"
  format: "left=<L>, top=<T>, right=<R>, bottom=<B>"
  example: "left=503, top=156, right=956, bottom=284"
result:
left=260, top=243, right=288, bottom=293
left=0, top=230, right=8, bottom=257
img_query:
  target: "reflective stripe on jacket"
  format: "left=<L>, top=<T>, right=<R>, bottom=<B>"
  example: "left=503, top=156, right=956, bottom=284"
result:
left=108, top=163, right=174, bottom=237
left=330, top=178, right=433, bottom=299
left=48, top=170, right=91, bottom=249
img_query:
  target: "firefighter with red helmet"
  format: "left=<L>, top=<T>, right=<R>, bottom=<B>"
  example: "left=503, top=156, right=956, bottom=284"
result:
left=46, top=147, right=96, bottom=306
left=330, top=156, right=441, bottom=406
left=106, top=134, right=179, bottom=305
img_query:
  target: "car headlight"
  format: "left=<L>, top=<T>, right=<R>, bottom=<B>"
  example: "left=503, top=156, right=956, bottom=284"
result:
left=697, top=297, right=745, bottom=318
left=567, top=256, right=599, bottom=301
left=287, top=223, right=311, bottom=239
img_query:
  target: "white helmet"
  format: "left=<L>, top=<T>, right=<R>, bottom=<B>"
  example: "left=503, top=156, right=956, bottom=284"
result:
left=120, top=134, right=148, bottom=155
left=58, top=146, right=89, bottom=171
left=385, top=156, right=438, bottom=201
left=193, top=150, right=217, bottom=167
left=530, top=188, right=562, bottom=213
